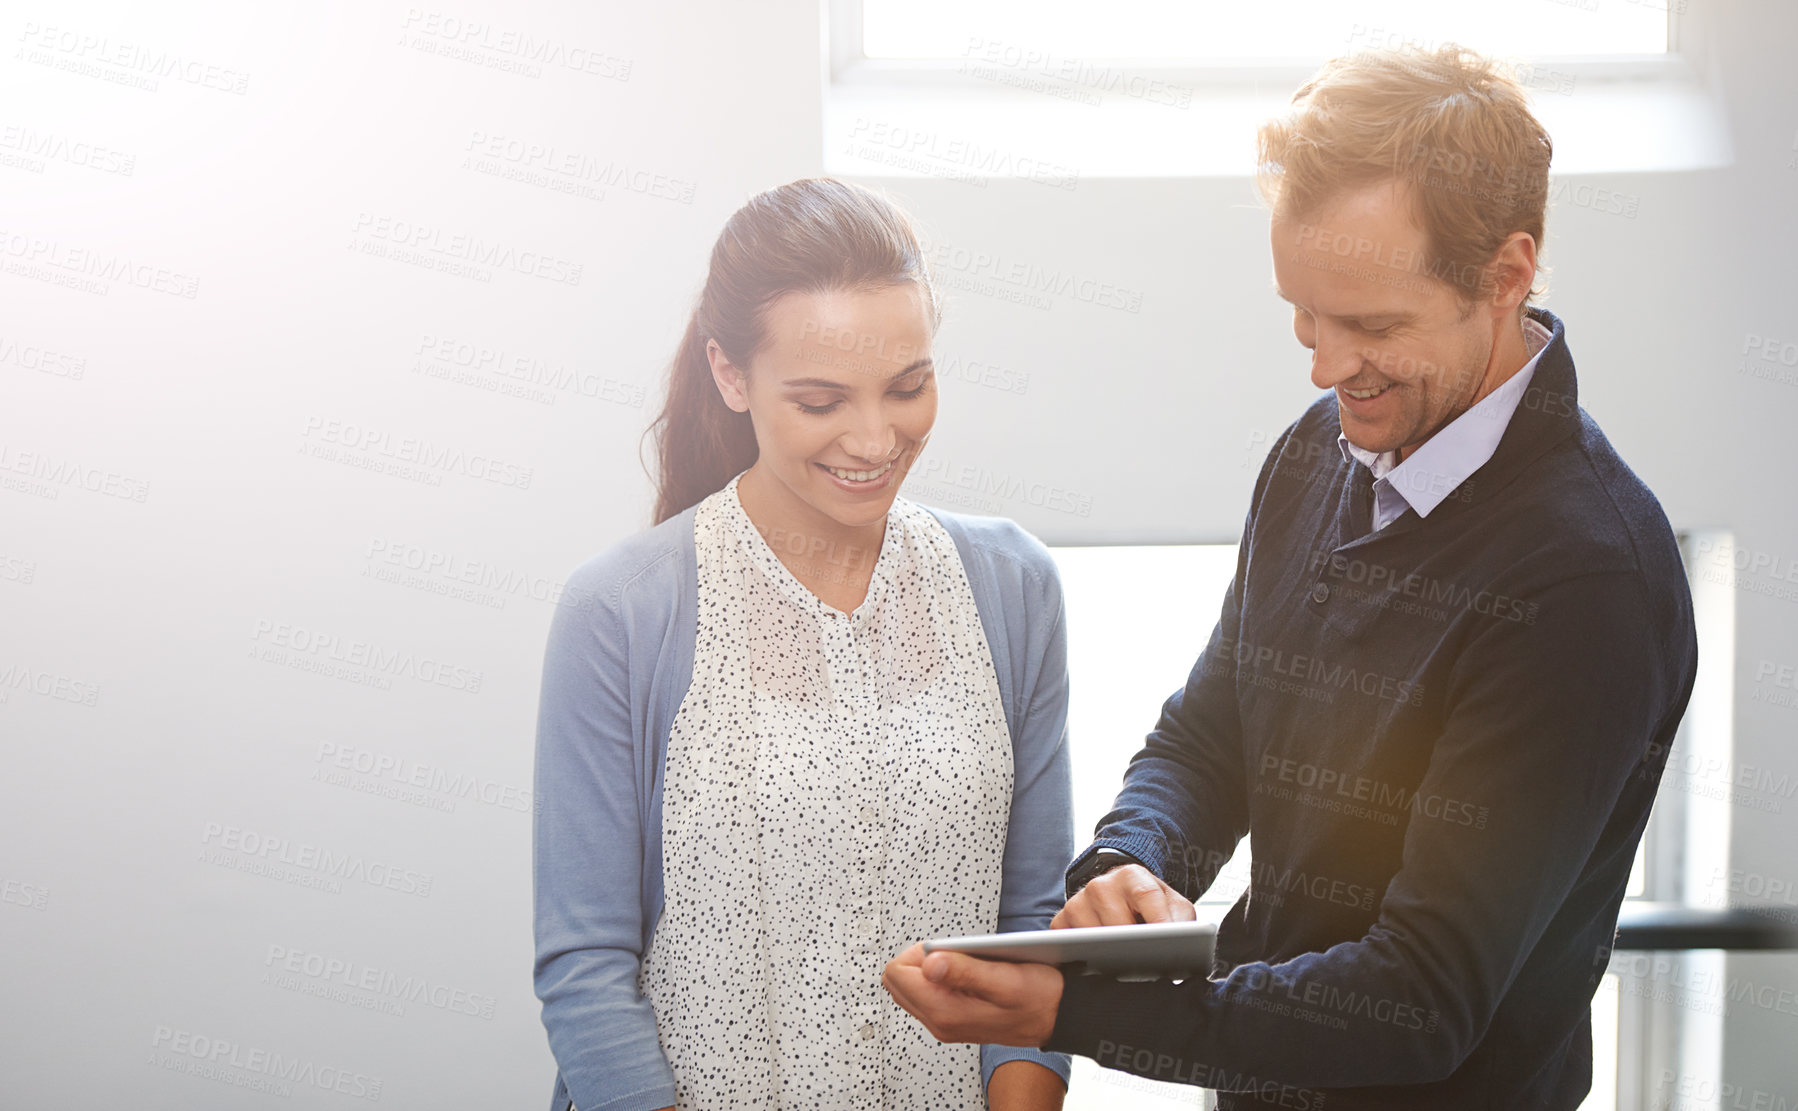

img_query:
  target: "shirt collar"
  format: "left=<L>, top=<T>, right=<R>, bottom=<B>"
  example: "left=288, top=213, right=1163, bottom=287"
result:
left=1336, top=316, right=1552, bottom=523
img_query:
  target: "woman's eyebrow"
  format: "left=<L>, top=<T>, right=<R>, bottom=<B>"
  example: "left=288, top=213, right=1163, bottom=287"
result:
left=783, top=358, right=933, bottom=389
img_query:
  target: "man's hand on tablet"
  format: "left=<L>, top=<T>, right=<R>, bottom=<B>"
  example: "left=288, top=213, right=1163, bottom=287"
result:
left=881, top=943, right=1063, bottom=1050
left=1051, top=863, right=1197, bottom=928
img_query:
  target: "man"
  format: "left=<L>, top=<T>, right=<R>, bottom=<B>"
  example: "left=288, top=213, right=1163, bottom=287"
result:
left=883, top=45, right=1699, bottom=1109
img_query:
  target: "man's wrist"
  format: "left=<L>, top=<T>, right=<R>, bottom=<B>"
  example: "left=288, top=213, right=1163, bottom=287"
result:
left=1063, top=846, right=1144, bottom=899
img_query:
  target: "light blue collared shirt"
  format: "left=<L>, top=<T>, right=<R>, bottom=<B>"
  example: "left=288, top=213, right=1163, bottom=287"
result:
left=1338, top=317, right=1552, bottom=531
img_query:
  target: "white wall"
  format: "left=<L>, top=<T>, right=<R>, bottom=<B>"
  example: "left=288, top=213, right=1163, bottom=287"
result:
left=1, top=0, right=1791, bottom=1107
left=0, top=1, right=820, bottom=1105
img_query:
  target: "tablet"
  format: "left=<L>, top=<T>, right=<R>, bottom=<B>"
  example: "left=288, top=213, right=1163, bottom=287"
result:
left=923, top=920, right=1216, bottom=981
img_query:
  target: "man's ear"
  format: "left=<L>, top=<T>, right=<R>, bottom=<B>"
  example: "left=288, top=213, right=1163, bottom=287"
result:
left=707, top=340, right=751, bottom=413
left=1485, top=231, right=1538, bottom=314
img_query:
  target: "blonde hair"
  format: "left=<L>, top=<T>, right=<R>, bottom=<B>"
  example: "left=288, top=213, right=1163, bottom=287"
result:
left=1256, top=45, right=1552, bottom=306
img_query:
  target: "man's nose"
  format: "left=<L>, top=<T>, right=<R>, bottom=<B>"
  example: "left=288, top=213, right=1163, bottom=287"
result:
left=1309, top=333, right=1363, bottom=390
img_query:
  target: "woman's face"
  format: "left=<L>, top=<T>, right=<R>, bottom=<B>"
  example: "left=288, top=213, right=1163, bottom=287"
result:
left=711, top=282, right=937, bottom=532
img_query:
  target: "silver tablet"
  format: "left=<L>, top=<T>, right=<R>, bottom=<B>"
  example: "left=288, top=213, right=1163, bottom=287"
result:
left=922, top=920, right=1216, bottom=981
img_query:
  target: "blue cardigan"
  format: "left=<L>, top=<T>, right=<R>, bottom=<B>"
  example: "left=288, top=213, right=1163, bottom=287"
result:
left=532, top=501, right=1075, bottom=1111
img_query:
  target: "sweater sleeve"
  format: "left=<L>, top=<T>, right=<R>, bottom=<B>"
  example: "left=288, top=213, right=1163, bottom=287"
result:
left=532, top=577, right=678, bottom=1111
left=981, top=552, right=1076, bottom=1093
left=1045, top=570, right=1674, bottom=1090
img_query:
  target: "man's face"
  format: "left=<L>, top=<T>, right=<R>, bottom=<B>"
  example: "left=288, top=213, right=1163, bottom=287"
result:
left=1270, top=180, right=1506, bottom=459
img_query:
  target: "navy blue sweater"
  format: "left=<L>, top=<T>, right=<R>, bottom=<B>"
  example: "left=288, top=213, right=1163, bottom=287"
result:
left=1046, top=309, right=1699, bottom=1109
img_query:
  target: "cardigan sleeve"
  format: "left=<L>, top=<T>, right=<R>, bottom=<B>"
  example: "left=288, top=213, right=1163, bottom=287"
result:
left=979, top=542, right=1076, bottom=1093
left=533, top=569, right=678, bottom=1111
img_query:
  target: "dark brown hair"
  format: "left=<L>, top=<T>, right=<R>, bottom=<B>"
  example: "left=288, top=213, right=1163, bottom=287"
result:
left=647, top=178, right=940, bottom=525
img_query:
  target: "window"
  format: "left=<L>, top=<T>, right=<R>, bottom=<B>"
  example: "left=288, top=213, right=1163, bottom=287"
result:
left=862, top=0, right=1669, bottom=63
left=826, top=0, right=1718, bottom=178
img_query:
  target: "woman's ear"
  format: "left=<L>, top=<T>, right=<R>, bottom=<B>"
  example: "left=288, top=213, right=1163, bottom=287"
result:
left=707, top=340, right=751, bottom=413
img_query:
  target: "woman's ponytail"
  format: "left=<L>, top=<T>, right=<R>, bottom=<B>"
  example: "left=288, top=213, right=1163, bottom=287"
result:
left=649, top=312, right=758, bottom=526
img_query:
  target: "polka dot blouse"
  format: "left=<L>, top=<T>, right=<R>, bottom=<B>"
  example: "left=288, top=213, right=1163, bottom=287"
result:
left=638, top=471, right=1017, bottom=1110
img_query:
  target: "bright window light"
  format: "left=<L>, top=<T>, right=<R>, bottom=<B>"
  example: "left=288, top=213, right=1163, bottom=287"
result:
left=863, top=0, right=1668, bottom=62
left=1580, top=974, right=1622, bottom=1111
left=1053, top=544, right=1246, bottom=911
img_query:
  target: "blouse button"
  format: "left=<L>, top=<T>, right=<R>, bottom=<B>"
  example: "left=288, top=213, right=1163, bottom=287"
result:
left=858, top=1022, right=876, bottom=1041
left=1310, top=582, right=1330, bottom=604
left=859, top=805, right=877, bottom=822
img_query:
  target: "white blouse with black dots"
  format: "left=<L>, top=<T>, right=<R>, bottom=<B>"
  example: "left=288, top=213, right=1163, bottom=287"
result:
left=638, top=471, right=1016, bottom=1111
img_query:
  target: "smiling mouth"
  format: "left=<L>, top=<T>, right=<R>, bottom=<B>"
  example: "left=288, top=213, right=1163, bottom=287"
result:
left=1341, top=383, right=1393, bottom=401
left=819, top=459, right=896, bottom=483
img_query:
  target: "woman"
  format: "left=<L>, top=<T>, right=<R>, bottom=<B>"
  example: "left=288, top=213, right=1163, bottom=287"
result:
left=532, top=178, right=1073, bottom=1111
